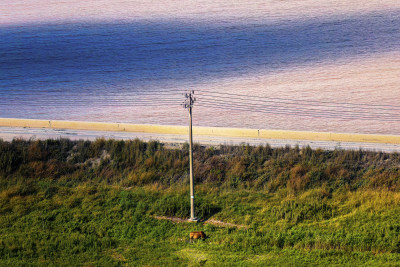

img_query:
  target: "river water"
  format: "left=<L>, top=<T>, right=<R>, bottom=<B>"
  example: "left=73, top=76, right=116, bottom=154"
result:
left=1, top=1, right=399, bottom=134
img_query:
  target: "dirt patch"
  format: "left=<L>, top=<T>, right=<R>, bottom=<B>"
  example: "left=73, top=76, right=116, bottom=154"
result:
left=152, top=215, right=247, bottom=229
left=204, top=219, right=247, bottom=229
left=152, top=215, right=188, bottom=223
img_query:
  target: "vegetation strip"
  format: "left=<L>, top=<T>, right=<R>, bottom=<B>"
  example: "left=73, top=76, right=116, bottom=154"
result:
left=2, top=117, right=400, bottom=144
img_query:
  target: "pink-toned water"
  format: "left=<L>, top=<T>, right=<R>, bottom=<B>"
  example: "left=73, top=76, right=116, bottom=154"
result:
left=1, top=1, right=399, bottom=134
left=1, top=0, right=399, bottom=25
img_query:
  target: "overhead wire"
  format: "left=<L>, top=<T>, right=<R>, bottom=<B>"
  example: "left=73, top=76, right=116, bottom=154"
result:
left=197, top=96, right=400, bottom=121
left=197, top=89, right=400, bottom=110
left=197, top=96, right=400, bottom=118
left=198, top=101, right=400, bottom=122
left=3, top=88, right=399, bottom=122
left=193, top=89, right=400, bottom=121
left=197, top=101, right=400, bottom=122
left=197, top=92, right=400, bottom=113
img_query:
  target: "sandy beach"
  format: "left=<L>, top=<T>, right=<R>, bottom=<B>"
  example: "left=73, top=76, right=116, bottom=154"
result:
left=2, top=118, right=400, bottom=152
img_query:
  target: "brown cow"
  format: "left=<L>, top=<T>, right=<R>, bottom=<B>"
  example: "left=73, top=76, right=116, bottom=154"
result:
left=190, top=231, right=207, bottom=242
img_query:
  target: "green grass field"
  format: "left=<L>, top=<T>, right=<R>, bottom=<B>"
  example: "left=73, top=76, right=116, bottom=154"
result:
left=1, top=138, right=400, bottom=266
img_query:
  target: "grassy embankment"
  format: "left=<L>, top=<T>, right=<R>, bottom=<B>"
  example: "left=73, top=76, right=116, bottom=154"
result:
left=1, top=138, right=400, bottom=266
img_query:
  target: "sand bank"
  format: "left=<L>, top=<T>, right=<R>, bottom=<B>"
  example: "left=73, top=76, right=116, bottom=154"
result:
left=1, top=118, right=400, bottom=145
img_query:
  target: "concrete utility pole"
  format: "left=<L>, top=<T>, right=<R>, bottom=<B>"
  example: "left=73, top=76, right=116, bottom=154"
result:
left=184, top=91, right=198, bottom=222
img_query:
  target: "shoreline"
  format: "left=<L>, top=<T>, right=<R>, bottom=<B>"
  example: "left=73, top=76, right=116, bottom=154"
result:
left=1, top=117, right=400, bottom=145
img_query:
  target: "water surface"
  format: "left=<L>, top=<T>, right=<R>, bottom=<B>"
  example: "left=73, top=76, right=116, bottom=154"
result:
left=0, top=1, right=399, bottom=134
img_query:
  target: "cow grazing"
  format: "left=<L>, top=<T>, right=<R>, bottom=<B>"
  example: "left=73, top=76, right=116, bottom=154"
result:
left=190, top=231, right=207, bottom=242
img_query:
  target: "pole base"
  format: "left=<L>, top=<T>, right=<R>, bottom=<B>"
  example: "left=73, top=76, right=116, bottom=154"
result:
left=188, top=217, right=200, bottom=222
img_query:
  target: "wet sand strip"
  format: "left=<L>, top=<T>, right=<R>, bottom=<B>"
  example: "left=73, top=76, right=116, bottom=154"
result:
left=1, top=118, right=400, bottom=145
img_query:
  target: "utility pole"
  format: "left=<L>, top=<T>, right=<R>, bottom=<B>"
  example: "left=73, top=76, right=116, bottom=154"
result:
left=184, top=90, right=198, bottom=222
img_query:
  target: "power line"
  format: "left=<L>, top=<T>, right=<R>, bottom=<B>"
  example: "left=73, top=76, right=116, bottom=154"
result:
left=198, top=93, right=400, bottom=113
left=0, top=100, right=182, bottom=108
left=198, top=100, right=400, bottom=121
left=197, top=101, right=400, bottom=122
left=2, top=87, right=399, bottom=122
left=197, top=90, right=400, bottom=111
left=198, top=103, right=400, bottom=122
left=197, top=96, right=400, bottom=118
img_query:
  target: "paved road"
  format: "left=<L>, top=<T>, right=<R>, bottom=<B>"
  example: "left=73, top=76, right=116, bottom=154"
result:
left=1, top=126, right=400, bottom=153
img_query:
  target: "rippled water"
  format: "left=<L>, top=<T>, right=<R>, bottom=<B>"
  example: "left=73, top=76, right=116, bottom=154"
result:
left=0, top=1, right=399, bottom=134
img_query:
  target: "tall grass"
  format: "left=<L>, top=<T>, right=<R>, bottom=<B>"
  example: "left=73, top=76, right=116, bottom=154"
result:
left=1, top=138, right=399, bottom=191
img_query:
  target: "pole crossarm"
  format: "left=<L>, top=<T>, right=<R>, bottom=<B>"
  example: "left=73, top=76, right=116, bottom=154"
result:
left=183, top=91, right=196, bottom=109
